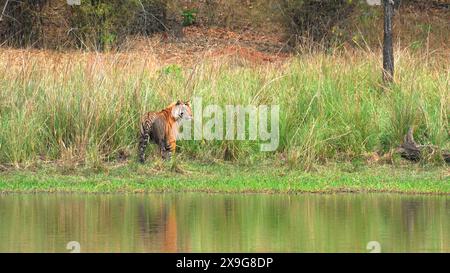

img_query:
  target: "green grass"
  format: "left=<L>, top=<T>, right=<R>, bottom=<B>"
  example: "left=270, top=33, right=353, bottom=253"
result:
left=0, top=161, right=448, bottom=194
left=0, top=49, right=448, bottom=170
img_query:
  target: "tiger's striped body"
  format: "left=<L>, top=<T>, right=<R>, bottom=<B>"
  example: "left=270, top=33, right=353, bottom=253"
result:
left=138, top=101, right=192, bottom=162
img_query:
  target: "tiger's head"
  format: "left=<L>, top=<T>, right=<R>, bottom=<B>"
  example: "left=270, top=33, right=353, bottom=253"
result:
left=171, top=100, right=192, bottom=121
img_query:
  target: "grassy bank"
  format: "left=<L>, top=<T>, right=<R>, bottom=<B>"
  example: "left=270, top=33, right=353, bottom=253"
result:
left=0, top=49, right=448, bottom=171
left=0, top=161, right=448, bottom=194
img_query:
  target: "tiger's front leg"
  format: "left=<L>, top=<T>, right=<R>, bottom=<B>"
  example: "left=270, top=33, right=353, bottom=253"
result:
left=165, top=136, right=177, bottom=160
left=161, top=138, right=176, bottom=160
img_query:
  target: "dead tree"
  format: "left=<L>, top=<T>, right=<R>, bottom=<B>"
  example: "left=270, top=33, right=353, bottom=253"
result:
left=397, top=128, right=450, bottom=163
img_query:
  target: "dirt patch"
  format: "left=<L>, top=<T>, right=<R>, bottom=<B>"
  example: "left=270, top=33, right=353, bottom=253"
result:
left=123, top=26, right=292, bottom=66
left=207, top=45, right=289, bottom=64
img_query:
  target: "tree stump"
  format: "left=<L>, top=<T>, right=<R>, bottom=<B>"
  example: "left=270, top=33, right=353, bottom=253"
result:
left=397, top=128, right=450, bottom=163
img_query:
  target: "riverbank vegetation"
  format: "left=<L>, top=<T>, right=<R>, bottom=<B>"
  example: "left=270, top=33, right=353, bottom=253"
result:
left=0, top=48, right=448, bottom=170
left=0, top=1, right=448, bottom=194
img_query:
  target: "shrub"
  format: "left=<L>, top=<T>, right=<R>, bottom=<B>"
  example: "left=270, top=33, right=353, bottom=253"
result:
left=70, top=0, right=169, bottom=50
left=181, top=9, right=197, bottom=26
left=279, top=0, right=357, bottom=47
left=0, top=0, right=169, bottom=50
left=0, top=0, right=51, bottom=48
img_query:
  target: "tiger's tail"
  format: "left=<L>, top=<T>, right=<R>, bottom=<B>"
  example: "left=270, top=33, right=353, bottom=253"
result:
left=138, top=120, right=150, bottom=163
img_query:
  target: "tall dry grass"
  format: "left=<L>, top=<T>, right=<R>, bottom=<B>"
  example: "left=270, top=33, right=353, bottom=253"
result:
left=0, top=48, right=448, bottom=169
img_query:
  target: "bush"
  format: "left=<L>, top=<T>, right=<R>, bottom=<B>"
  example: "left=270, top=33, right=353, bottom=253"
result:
left=279, top=0, right=357, bottom=47
left=0, top=0, right=50, bottom=48
left=182, top=9, right=198, bottom=26
left=0, top=0, right=169, bottom=50
left=70, top=0, right=169, bottom=50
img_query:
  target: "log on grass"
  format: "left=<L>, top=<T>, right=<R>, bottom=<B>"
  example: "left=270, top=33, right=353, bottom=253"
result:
left=397, top=128, right=450, bottom=163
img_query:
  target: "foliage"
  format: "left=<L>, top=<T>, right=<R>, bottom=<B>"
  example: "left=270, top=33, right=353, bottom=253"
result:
left=278, top=0, right=359, bottom=47
left=0, top=0, right=169, bottom=50
left=0, top=50, right=448, bottom=169
left=70, top=0, right=168, bottom=50
left=0, top=0, right=448, bottom=50
left=181, top=9, right=197, bottom=26
left=160, top=64, right=183, bottom=77
left=0, top=0, right=48, bottom=48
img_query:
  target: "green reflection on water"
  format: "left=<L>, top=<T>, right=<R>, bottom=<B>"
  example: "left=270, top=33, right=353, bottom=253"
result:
left=0, top=193, right=448, bottom=252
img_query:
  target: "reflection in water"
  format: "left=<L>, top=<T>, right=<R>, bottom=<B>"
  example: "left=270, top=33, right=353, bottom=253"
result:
left=0, top=193, right=448, bottom=252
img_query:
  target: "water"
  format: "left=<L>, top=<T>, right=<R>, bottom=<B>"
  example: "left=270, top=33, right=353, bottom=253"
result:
left=0, top=193, right=448, bottom=253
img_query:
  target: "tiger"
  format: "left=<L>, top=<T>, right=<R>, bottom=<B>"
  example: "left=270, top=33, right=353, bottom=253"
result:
left=138, top=100, right=192, bottom=162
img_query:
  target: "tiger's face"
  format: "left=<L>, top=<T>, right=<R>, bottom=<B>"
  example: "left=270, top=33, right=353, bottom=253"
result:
left=172, top=100, right=193, bottom=121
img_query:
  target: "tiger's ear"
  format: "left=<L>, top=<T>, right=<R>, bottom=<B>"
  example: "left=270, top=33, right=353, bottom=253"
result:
left=176, top=100, right=182, bottom=105
left=185, top=100, right=190, bottom=106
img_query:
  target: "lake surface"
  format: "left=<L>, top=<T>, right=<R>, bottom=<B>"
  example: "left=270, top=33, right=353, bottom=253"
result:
left=0, top=193, right=448, bottom=253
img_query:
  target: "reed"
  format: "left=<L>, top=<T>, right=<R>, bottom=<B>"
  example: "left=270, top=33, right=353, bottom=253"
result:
left=0, top=48, right=448, bottom=169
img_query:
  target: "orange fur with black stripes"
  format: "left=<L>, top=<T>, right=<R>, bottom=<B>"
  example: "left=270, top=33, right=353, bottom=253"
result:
left=138, top=100, right=192, bottom=162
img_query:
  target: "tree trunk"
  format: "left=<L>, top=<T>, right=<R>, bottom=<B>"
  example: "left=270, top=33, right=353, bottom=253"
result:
left=383, top=0, right=394, bottom=83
